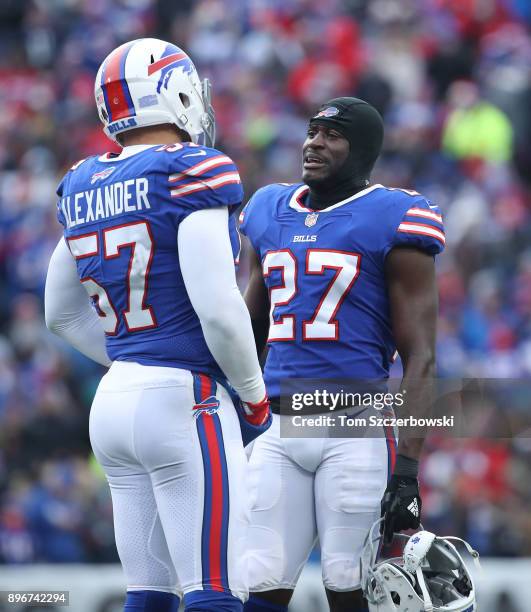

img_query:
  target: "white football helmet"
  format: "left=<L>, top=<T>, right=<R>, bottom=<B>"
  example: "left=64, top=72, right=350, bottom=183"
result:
left=94, top=38, right=215, bottom=146
left=361, top=519, right=480, bottom=612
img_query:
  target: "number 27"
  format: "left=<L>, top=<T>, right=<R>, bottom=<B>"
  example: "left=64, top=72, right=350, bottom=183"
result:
left=263, top=248, right=361, bottom=341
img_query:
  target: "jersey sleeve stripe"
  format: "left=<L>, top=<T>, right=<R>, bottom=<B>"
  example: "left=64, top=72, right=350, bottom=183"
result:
left=168, top=155, right=234, bottom=182
left=170, top=172, right=241, bottom=198
left=398, top=222, right=445, bottom=245
left=405, top=207, right=443, bottom=223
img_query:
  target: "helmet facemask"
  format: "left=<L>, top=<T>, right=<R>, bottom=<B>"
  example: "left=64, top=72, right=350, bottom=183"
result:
left=361, top=519, right=480, bottom=612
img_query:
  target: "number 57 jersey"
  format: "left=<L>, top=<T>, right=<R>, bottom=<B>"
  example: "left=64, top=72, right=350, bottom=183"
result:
left=239, top=183, right=445, bottom=398
left=56, top=143, right=243, bottom=375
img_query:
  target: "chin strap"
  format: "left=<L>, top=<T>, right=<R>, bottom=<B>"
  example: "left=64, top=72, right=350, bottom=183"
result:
left=415, top=568, right=434, bottom=612
left=444, top=537, right=482, bottom=570
left=360, top=519, right=385, bottom=605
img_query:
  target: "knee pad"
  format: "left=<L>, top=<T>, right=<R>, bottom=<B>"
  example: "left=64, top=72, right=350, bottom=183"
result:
left=321, top=524, right=375, bottom=591
left=124, top=590, right=179, bottom=612
left=244, top=594, right=288, bottom=611
left=184, top=590, right=243, bottom=611
left=247, top=526, right=287, bottom=590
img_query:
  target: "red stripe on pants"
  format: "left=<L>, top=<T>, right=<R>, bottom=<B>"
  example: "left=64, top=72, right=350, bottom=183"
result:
left=203, top=414, right=224, bottom=591
left=199, top=373, right=211, bottom=401
left=386, top=426, right=397, bottom=473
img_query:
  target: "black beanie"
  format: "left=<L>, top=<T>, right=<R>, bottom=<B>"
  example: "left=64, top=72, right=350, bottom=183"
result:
left=309, top=97, right=384, bottom=188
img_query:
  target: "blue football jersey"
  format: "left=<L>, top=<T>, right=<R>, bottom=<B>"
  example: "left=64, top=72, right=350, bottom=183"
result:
left=240, top=183, right=445, bottom=398
left=56, top=142, right=243, bottom=375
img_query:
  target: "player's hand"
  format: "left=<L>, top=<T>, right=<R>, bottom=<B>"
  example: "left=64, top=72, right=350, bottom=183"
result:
left=241, top=396, right=271, bottom=426
left=380, top=474, right=421, bottom=544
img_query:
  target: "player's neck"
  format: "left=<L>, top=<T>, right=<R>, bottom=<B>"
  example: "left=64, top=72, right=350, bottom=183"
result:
left=307, top=180, right=369, bottom=210
left=120, top=125, right=184, bottom=147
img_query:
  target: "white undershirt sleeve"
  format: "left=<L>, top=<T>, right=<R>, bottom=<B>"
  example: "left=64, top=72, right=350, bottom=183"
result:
left=45, top=238, right=111, bottom=367
left=178, top=207, right=266, bottom=404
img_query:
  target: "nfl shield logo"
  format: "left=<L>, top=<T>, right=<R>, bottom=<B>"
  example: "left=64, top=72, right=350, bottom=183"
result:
left=305, top=213, right=319, bottom=227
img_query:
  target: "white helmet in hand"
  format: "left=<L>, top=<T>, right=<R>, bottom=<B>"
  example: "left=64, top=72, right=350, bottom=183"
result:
left=361, top=519, right=480, bottom=612
left=95, top=38, right=215, bottom=146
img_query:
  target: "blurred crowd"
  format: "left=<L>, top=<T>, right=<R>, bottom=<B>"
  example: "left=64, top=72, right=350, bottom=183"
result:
left=0, top=0, right=530, bottom=563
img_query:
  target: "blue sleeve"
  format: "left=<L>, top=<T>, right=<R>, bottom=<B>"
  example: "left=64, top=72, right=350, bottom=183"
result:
left=167, top=147, right=243, bottom=214
left=55, top=158, right=89, bottom=230
left=388, top=196, right=445, bottom=256
left=56, top=173, right=68, bottom=229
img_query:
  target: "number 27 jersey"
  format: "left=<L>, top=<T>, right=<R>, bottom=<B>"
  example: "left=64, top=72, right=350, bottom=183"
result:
left=239, top=183, right=445, bottom=398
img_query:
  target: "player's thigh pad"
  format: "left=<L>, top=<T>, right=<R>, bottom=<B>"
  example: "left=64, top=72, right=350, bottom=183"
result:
left=316, top=437, right=389, bottom=592
left=247, top=415, right=317, bottom=591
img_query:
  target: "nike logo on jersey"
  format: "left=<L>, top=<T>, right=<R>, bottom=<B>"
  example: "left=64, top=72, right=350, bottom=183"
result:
left=183, top=150, right=207, bottom=157
left=428, top=203, right=439, bottom=210
left=293, top=235, right=317, bottom=242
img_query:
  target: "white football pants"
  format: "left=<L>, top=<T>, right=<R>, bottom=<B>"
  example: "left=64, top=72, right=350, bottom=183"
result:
left=247, top=413, right=395, bottom=592
left=89, top=361, right=249, bottom=601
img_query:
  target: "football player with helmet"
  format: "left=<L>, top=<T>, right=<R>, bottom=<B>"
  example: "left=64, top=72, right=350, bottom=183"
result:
left=240, top=98, right=444, bottom=611
left=45, top=38, right=270, bottom=612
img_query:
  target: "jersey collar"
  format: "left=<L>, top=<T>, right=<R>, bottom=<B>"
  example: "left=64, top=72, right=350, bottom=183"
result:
left=288, top=183, right=383, bottom=212
left=98, top=144, right=158, bottom=162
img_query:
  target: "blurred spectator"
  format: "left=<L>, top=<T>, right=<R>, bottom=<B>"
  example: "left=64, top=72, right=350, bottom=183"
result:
left=442, top=80, right=513, bottom=163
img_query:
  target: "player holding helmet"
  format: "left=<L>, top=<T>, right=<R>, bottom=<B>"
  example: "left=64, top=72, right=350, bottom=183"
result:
left=45, top=38, right=270, bottom=612
left=240, top=97, right=444, bottom=611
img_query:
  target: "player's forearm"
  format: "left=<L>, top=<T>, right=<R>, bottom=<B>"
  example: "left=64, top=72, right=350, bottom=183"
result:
left=397, top=351, right=436, bottom=461
left=386, top=248, right=439, bottom=466
left=178, top=207, right=266, bottom=404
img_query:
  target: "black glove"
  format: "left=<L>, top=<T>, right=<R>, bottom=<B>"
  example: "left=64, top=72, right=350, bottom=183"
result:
left=380, top=474, right=422, bottom=545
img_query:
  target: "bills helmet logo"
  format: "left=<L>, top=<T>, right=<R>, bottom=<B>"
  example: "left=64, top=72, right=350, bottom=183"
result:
left=305, top=212, right=319, bottom=227
left=90, top=166, right=116, bottom=184
left=315, top=106, right=339, bottom=118
left=411, top=536, right=421, bottom=544
left=147, top=45, right=195, bottom=93
left=193, top=395, right=220, bottom=417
